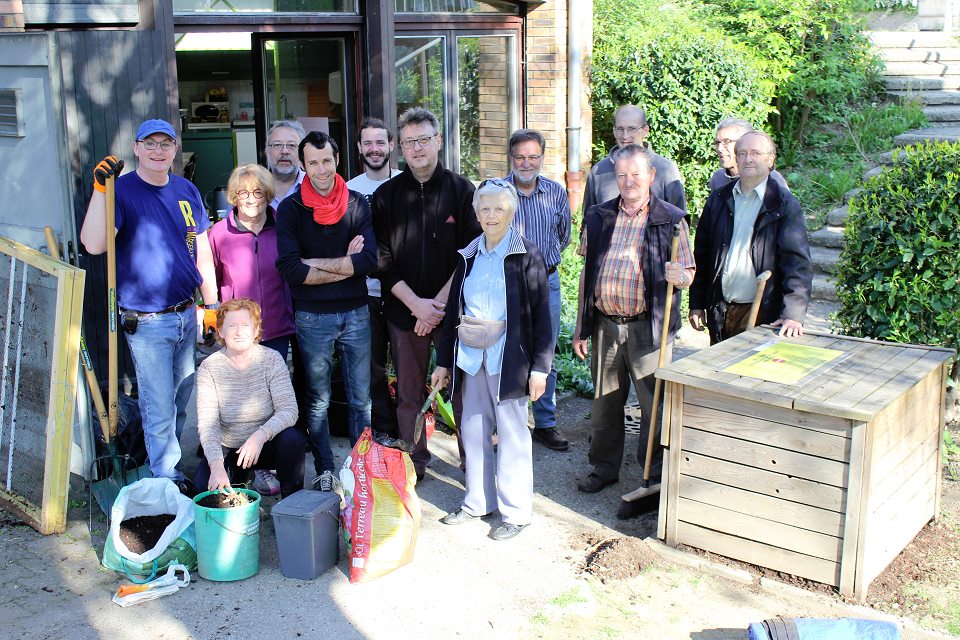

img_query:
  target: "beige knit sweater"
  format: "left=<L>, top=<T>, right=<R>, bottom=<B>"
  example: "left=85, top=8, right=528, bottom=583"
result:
left=196, top=344, right=298, bottom=464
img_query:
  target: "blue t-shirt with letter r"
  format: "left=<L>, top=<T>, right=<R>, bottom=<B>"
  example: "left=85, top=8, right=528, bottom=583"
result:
left=114, top=172, right=209, bottom=312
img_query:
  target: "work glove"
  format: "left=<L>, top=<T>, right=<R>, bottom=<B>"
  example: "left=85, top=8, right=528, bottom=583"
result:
left=93, top=156, right=124, bottom=193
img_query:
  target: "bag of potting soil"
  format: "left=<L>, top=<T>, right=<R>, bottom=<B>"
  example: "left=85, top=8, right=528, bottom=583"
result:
left=339, top=427, right=421, bottom=583
left=102, top=478, right=197, bottom=581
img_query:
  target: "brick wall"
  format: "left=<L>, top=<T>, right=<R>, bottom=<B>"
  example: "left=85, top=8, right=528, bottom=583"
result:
left=477, top=37, right=511, bottom=180
left=0, top=0, right=24, bottom=31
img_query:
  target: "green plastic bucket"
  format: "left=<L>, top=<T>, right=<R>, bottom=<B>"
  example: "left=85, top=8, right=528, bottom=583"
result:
left=192, top=488, right=261, bottom=581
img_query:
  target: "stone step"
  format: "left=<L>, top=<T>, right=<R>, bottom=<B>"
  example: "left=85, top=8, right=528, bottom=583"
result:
left=882, top=60, right=960, bottom=76
left=811, top=274, right=839, bottom=302
left=894, top=126, right=960, bottom=146
left=810, top=245, right=841, bottom=275
left=808, top=225, right=845, bottom=249
left=861, top=166, right=884, bottom=182
left=877, top=47, right=960, bottom=63
left=887, top=89, right=960, bottom=105
left=923, top=104, right=960, bottom=122
left=885, top=76, right=960, bottom=90
left=843, top=187, right=864, bottom=204
left=826, top=205, right=849, bottom=227
left=868, top=30, right=960, bottom=49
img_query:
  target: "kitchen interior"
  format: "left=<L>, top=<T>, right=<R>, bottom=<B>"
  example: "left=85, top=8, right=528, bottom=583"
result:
left=175, top=32, right=351, bottom=219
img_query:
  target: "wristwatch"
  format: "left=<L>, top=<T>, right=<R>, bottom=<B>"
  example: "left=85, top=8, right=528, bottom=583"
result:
left=205, top=302, right=221, bottom=310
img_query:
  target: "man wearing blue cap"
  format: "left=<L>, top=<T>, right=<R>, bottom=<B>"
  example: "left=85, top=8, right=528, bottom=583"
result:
left=80, top=119, right=219, bottom=485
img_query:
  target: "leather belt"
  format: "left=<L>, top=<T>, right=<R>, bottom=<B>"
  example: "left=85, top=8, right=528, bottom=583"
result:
left=601, top=310, right=648, bottom=325
left=124, top=297, right=195, bottom=317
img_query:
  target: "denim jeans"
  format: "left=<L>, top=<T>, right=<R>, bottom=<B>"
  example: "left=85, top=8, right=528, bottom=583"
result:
left=123, top=306, right=196, bottom=480
left=532, top=270, right=561, bottom=429
left=295, top=305, right=371, bottom=474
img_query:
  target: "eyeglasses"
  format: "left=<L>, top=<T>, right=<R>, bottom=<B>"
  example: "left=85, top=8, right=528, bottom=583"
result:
left=269, top=143, right=299, bottom=152
left=736, top=150, right=772, bottom=160
left=614, top=126, right=644, bottom=135
left=399, top=134, right=437, bottom=149
left=714, top=138, right=738, bottom=147
left=139, top=140, right=176, bottom=151
left=236, top=189, right=265, bottom=200
left=512, top=154, right=543, bottom=163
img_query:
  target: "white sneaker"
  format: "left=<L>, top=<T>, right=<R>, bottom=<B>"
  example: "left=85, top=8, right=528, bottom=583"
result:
left=252, top=469, right=280, bottom=496
left=313, top=470, right=335, bottom=492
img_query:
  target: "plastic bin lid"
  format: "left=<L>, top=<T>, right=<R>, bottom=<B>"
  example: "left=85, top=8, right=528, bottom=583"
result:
left=271, top=489, right=341, bottom=519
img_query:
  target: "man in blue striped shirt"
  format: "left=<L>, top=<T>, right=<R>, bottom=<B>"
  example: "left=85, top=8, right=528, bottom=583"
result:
left=506, top=129, right=572, bottom=451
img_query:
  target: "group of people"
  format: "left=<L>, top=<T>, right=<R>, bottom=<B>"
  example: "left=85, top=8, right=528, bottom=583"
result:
left=78, top=101, right=811, bottom=540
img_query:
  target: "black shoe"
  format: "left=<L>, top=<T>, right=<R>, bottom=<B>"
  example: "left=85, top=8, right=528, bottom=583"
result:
left=491, top=522, right=528, bottom=540
left=532, top=427, right=570, bottom=452
left=416, top=471, right=425, bottom=483
left=577, top=472, right=618, bottom=493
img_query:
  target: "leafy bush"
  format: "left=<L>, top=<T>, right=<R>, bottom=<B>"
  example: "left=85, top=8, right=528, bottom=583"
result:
left=695, top=0, right=883, bottom=150
left=835, top=141, right=960, bottom=381
left=591, top=0, right=774, bottom=214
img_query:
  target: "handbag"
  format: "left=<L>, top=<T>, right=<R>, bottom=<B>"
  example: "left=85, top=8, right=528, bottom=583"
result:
left=457, top=315, right=506, bottom=349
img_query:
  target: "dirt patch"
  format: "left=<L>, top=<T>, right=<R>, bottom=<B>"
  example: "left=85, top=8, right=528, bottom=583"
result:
left=119, top=514, right=176, bottom=554
left=197, top=492, right=253, bottom=509
left=580, top=534, right=656, bottom=583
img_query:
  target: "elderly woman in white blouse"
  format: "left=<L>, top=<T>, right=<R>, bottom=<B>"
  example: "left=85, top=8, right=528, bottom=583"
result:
left=193, top=297, right=305, bottom=497
left=431, top=179, right=553, bottom=540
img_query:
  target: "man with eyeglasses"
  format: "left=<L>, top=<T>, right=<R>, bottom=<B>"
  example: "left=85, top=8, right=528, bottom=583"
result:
left=504, top=128, right=572, bottom=451
left=346, top=117, right=401, bottom=437
left=690, top=130, right=812, bottom=344
left=709, top=117, right=789, bottom=193
left=372, top=107, right=481, bottom=480
left=581, top=105, right=687, bottom=223
left=265, top=120, right=306, bottom=211
left=275, top=130, right=378, bottom=491
left=80, top=119, right=219, bottom=486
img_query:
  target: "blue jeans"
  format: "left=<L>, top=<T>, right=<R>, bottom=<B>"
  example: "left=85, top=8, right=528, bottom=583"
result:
left=123, top=306, right=196, bottom=480
left=295, top=306, right=371, bottom=474
left=532, top=270, right=561, bottom=429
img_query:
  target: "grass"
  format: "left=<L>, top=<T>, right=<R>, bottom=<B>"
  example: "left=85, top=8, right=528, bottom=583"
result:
left=550, top=587, right=589, bottom=608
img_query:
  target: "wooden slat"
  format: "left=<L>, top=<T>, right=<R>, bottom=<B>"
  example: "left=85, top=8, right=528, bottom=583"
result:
left=678, top=521, right=840, bottom=587
left=852, top=350, right=954, bottom=417
left=839, top=421, right=868, bottom=598
left=792, top=342, right=897, bottom=408
left=936, top=362, right=950, bottom=517
left=683, top=404, right=849, bottom=462
left=679, top=475, right=843, bottom=536
left=870, top=441, right=938, bottom=514
left=664, top=382, right=684, bottom=545
left=680, top=451, right=845, bottom=511
left=684, top=387, right=851, bottom=436
left=750, top=336, right=850, bottom=396
left=683, top=428, right=848, bottom=487
left=679, top=497, right=841, bottom=561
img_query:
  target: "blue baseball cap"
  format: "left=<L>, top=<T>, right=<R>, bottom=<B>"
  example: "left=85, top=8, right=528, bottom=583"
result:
left=136, top=119, right=177, bottom=141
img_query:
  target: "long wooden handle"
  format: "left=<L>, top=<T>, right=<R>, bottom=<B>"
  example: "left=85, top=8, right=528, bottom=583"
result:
left=642, top=225, right=682, bottom=484
left=746, top=270, right=773, bottom=330
left=44, top=226, right=110, bottom=441
left=105, top=175, right=119, bottom=442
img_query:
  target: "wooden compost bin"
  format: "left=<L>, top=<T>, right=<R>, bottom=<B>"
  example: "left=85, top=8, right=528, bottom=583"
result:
left=655, top=328, right=954, bottom=599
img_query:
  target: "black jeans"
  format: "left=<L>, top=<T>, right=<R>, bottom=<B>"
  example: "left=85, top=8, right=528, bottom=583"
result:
left=369, top=296, right=398, bottom=435
left=193, top=427, right=306, bottom=498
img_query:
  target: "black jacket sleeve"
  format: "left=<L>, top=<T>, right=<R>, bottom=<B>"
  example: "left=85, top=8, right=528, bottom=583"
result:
left=776, top=194, right=813, bottom=323
left=525, top=246, right=553, bottom=377
left=436, top=257, right=466, bottom=370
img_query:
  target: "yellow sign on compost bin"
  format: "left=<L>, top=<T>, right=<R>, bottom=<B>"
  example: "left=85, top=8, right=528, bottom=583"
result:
left=722, top=340, right=845, bottom=384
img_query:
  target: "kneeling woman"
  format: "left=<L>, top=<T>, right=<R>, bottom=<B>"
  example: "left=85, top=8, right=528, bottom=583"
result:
left=194, top=297, right=306, bottom=497
left=431, top=179, right=552, bottom=540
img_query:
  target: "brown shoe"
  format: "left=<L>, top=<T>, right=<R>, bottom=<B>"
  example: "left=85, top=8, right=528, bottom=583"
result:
left=533, top=427, right=570, bottom=451
left=577, top=472, right=617, bottom=493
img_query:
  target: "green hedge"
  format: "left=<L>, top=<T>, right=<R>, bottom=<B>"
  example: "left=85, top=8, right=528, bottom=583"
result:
left=835, top=142, right=960, bottom=380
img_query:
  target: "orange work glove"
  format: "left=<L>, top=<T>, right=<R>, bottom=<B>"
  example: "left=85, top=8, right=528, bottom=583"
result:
left=93, top=156, right=124, bottom=193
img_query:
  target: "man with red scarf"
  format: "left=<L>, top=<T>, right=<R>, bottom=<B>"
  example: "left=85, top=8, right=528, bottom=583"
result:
left=275, top=130, right=378, bottom=491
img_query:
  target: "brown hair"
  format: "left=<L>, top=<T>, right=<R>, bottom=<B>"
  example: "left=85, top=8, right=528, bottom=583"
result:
left=215, top=297, right=263, bottom=344
left=227, top=164, right=276, bottom=206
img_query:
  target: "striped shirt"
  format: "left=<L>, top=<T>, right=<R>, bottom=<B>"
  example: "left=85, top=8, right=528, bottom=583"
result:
left=507, top=173, right=571, bottom=270
left=594, top=198, right=694, bottom=317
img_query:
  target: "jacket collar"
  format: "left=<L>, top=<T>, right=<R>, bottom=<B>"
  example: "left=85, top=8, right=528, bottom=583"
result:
left=723, top=175, right=787, bottom=226
left=600, top=194, right=672, bottom=227
left=401, top=162, right=446, bottom=188
left=229, top=206, right=276, bottom=234
left=459, top=227, right=526, bottom=260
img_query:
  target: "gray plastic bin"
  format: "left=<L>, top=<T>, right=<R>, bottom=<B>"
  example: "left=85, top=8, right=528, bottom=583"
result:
left=271, top=489, right=341, bottom=580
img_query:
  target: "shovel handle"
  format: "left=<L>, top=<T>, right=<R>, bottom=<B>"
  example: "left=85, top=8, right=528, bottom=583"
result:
left=746, top=270, right=773, bottom=331
left=106, top=175, right=119, bottom=441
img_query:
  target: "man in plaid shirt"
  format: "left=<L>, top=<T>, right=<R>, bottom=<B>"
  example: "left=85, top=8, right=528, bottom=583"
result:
left=573, top=144, right=695, bottom=494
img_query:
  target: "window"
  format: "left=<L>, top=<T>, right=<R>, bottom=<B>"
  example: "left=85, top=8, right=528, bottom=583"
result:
left=173, top=0, right=357, bottom=13
left=395, top=0, right=518, bottom=14
left=0, top=89, right=24, bottom=138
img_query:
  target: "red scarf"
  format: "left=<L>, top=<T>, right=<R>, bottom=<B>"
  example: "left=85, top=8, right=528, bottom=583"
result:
left=301, top=173, right=348, bottom=225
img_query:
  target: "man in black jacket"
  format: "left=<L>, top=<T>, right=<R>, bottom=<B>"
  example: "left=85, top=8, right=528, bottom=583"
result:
left=275, top=130, right=378, bottom=491
left=372, top=108, right=481, bottom=480
left=689, top=131, right=812, bottom=344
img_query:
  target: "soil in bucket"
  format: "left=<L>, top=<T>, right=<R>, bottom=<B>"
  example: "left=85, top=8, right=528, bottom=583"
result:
left=119, top=514, right=176, bottom=554
left=193, top=488, right=261, bottom=582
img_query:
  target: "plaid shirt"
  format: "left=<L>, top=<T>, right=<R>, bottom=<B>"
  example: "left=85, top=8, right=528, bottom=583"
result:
left=593, top=198, right=693, bottom=317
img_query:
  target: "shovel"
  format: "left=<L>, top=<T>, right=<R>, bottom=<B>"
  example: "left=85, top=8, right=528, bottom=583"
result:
left=87, top=176, right=143, bottom=518
left=413, top=385, right=443, bottom=445
left=618, top=224, right=682, bottom=518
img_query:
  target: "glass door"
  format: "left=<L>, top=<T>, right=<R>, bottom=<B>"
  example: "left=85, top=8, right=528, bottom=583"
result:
left=252, top=35, right=358, bottom=177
